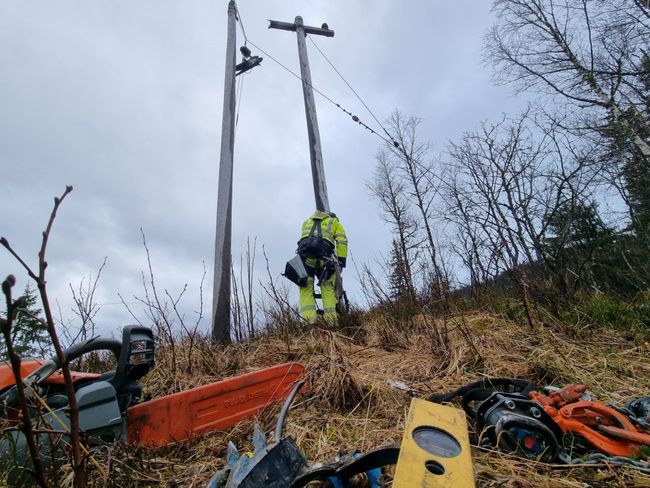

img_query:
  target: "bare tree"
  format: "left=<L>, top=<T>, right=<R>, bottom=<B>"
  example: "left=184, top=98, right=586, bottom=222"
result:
left=444, top=172, right=504, bottom=295
left=1, top=186, right=86, bottom=487
left=67, top=257, right=107, bottom=344
left=231, top=237, right=257, bottom=340
left=443, top=108, right=606, bottom=307
left=386, top=111, right=447, bottom=301
left=445, top=114, right=554, bottom=323
left=259, top=247, right=302, bottom=332
left=487, top=0, right=650, bottom=157
left=0, top=275, right=47, bottom=487
left=367, top=150, right=419, bottom=302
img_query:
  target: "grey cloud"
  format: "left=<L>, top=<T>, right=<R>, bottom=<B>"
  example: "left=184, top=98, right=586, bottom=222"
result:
left=1, top=1, right=525, bottom=337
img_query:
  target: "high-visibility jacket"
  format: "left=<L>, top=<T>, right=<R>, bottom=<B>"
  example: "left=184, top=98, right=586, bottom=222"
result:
left=300, top=210, right=348, bottom=265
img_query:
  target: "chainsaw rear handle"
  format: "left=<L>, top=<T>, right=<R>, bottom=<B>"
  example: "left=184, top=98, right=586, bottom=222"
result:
left=47, top=326, right=153, bottom=386
left=0, top=337, right=123, bottom=408
left=30, top=337, right=122, bottom=388
left=58, top=337, right=122, bottom=368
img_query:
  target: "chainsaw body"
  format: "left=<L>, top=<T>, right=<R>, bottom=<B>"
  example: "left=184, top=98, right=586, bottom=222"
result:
left=0, top=325, right=154, bottom=483
left=0, top=326, right=306, bottom=484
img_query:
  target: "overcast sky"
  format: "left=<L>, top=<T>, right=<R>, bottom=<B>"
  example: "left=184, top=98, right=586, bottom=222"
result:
left=0, top=1, right=526, bottom=340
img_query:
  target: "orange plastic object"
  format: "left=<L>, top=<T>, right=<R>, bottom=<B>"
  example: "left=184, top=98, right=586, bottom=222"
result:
left=45, top=371, right=102, bottom=384
left=529, top=384, right=588, bottom=408
left=126, top=362, right=306, bottom=446
left=0, top=359, right=101, bottom=391
left=0, top=360, right=45, bottom=391
left=540, top=400, right=645, bottom=457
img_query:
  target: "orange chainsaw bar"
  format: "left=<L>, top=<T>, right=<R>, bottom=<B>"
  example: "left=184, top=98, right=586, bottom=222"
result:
left=126, top=362, right=305, bottom=446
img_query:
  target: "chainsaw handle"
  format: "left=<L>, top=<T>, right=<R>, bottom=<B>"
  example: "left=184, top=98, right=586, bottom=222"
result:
left=58, top=337, right=122, bottom=368
left=20, top=337, right=122, bottom=390
left=0, top=336, right=124, bottom=411
left=14, top=337, right=122, bottom=390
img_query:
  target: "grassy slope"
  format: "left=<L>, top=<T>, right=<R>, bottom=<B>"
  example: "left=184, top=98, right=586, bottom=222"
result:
left=98, top=311, right=650, bottom=487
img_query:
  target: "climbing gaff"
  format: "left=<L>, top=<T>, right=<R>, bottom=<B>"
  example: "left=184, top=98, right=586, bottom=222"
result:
left=283, top=255, right=308, bottom=287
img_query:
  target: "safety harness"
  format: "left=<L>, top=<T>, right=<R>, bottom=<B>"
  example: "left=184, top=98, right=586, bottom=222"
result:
left=297, top=217, right=335, bottom=260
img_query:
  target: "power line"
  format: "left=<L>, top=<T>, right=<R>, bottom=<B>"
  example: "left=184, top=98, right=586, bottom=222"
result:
left=231, top=10, right=443, bottom=190
left=230, top=12, right=443, bottom=189
left=308, top=36, right=395, bottom=143
left=233, top=3, right=398, bottom=146
left=245, top=37, right=400, bottom=148
left=305, top=38, right=445, bottom=184
left=235, top=72, right=245, bottom=131
left=234, top=3, right=248, bottom=44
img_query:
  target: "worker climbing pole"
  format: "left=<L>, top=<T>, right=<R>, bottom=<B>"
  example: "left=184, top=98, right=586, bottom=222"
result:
left=270, top=17, right=350, bottom=323
left=296, top=210, right=348, bottom=323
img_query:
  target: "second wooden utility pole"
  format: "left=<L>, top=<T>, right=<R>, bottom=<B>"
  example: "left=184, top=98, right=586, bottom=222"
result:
left=212, top=2, right=262, bottom=344
left=269, top=17, right=334, bottom=212
left=211, top=1, right=237, bottom=344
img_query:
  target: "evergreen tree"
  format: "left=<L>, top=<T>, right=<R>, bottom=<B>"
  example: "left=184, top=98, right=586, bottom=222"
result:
left=388, top=238, right=416, bottom=303
left=542, top=201, right=647, bottom=296
left=600, top=56, right=650, bottom=239
left=1, top=285, right=50, bottom=358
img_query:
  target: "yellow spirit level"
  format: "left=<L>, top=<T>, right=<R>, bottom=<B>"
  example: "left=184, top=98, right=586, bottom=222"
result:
left=393, top=398, right=475, bottom=487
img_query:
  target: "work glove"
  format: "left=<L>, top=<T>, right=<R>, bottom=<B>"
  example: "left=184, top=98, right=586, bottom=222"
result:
left=338, top=257, right=346, bottom=268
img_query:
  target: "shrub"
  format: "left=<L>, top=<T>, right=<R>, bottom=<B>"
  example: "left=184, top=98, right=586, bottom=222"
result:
left=566, top=292, right=649, bottom=331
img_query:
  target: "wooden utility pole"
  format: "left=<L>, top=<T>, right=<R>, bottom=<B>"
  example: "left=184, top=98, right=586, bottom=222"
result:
left=269, top=17, right=334, bottom=212
left=212, top=0, right=237, bottom=344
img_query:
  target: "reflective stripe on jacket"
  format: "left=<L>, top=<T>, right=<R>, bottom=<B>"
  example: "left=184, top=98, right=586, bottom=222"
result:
left=300, top=210, right=348, bottom=260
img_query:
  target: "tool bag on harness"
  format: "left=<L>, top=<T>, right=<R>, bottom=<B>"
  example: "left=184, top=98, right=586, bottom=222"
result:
left=283, top=254, right=309, bottom=287
left=296, top=219, right=334, bottom=260
left=297, top=236, right=333, bottom=259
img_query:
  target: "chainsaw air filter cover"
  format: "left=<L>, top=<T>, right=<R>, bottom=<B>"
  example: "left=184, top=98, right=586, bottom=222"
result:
left=476, top=392, right=563, bottom=462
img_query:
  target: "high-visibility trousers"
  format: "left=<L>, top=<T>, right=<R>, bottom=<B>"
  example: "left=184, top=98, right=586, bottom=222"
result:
left=299, top=274, right=337, bottom=323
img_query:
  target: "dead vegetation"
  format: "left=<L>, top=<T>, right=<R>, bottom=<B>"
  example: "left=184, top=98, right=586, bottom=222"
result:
left=79, top=309, right=650, bottom=487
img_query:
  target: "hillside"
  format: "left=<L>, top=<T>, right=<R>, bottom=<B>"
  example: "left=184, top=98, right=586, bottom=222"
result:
left=95, top=310, right=650, bottom=487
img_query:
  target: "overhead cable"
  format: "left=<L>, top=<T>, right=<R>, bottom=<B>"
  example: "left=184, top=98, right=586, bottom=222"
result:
left=234, top=3, right=248, bottom=44
left=245, top=38, right=400, bottom=149
left=308, top=36, right=395, bottom=143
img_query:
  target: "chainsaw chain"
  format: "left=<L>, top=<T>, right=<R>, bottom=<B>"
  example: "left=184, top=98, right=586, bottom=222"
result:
left=566, top=452, right=650, bottom=474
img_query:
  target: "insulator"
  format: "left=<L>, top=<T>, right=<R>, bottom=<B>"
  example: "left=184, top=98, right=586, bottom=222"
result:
left=240, top=45, right=251, bottom=58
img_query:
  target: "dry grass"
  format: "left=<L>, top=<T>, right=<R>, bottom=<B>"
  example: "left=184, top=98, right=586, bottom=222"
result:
left=85, top=311, right=650, bottom=487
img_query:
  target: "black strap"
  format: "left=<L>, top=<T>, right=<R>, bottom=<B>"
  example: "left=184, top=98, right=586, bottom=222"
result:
left=309, top=219, right=323, bottom=238
left=427, top=378, right=537, bottom=418
left=291, top=445, right=399, bottom=488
